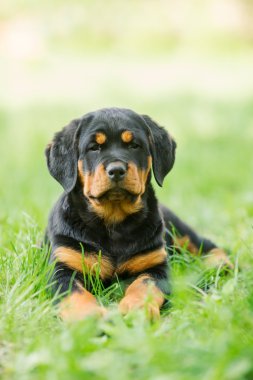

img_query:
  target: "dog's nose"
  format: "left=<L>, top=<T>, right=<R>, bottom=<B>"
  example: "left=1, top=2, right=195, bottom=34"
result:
left=106, top=162, right=127, bottom=182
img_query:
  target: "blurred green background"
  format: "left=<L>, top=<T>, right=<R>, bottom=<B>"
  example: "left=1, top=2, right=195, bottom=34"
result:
left=0, top=0, right=253, bottom=244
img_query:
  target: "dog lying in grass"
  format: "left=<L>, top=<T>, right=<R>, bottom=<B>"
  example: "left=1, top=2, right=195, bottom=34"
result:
left=45, top=107, right=232, bottom=321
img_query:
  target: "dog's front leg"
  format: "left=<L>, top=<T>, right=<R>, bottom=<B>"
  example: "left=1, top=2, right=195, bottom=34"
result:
left=51, top=265, right=107, bottom=321
left=50, top=244, right=111, bottom=321
left=59, top=283, right=106, bottom=321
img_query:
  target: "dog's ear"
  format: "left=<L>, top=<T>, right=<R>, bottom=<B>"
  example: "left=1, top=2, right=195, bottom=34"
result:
left=141, top=115, right=176, bottom=187
left=45, top=118, right=82, bottom=192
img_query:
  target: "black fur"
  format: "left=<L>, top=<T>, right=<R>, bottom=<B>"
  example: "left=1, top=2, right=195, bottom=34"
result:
left=45, top=107, right=218, bottom=307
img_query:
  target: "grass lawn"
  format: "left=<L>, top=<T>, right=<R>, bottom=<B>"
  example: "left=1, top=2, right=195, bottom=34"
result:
left=0, top=55, right=253, bottom=379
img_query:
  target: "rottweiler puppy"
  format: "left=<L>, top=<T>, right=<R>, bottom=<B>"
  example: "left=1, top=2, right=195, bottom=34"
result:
left=45, top=107, right=232, bottom=321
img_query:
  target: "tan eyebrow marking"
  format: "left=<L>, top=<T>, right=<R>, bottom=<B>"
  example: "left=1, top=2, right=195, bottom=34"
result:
left=95, top=132, right=107, bottom=145
left=121, top=130, right=133, bottom=143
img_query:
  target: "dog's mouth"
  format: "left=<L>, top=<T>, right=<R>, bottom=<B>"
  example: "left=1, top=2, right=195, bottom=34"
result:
left=89, top=187, right=139, bottom=203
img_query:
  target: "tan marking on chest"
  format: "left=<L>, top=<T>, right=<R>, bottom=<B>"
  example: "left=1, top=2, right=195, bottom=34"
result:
left=54, top=246, right=167, bottom=281
left=116, top=247, right=167, bottom=275
left=54, top=246, right=114, bottom=280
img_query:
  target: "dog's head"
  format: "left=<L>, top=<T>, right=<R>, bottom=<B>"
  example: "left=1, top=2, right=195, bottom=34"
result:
left=46, top=108, right=176, bottom=223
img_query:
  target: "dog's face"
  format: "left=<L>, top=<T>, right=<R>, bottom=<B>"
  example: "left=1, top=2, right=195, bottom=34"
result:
left=46, top=108, right=176, bottom=224
left=77, top=111, right=152, bottom=201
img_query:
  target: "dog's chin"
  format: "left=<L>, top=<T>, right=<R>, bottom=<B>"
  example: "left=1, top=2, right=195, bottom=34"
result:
left=89, top=187, right=139, bottom=203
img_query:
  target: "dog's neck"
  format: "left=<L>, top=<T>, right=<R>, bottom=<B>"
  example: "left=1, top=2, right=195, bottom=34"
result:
left=56, top=183, right=165, bottom=258
left=68, top=182, right=161, bottom=234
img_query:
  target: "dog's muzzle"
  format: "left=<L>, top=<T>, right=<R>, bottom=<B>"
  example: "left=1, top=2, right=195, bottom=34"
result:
left=106, top=161, right=127, bottom=182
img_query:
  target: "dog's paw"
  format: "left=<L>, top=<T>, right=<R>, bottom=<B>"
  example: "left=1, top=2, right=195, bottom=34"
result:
left=119, top=296, right=160, bottom=320
left=59, top=292, right=107, bottom=322
left=204, top=248, right=234, bottom=270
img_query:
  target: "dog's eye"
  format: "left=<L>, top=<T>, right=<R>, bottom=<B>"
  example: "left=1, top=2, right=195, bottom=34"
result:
left=128, top=142, right=140, bottom=150
left=88, top=143, right=101, bottom=152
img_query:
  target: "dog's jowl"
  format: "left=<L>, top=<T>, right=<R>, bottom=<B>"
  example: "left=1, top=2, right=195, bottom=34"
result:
left=45, top=107, right=232, bottom=321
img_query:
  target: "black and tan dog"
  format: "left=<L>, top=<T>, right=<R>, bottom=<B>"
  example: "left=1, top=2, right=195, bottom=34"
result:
left=45, top=107, right=232, bottom=321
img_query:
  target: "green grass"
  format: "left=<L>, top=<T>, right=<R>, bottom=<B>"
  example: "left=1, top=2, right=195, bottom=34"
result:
left=1, top=94, right=253, bottom=380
